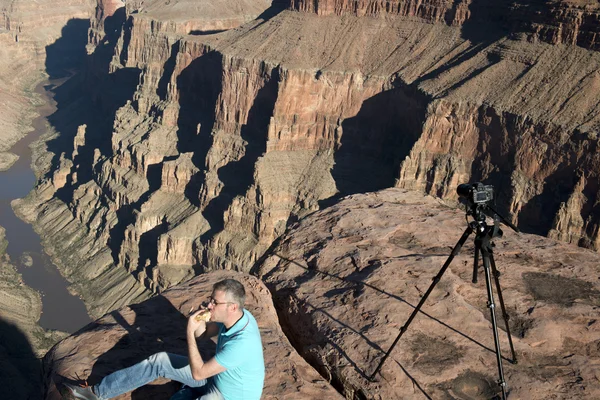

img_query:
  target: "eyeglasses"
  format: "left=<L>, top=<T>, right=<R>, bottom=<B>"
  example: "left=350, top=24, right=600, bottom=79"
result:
left=207, top=296, right=233, bottom=307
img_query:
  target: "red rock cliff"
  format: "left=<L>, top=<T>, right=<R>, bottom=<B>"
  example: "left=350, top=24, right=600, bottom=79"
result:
left=18, top=0, right=600, bottom=321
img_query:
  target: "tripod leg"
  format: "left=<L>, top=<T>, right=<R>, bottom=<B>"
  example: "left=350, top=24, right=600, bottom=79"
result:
left=369, top=225, right=473, bottom=381
left=472, top=241, right=480, bottom=284
left=489, top=253, right=517, bottom=363
left=481, top=247, right=508, bottom=400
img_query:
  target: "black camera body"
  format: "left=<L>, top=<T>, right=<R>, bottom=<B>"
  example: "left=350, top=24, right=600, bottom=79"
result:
left=457, top=182, right=494, bottom=205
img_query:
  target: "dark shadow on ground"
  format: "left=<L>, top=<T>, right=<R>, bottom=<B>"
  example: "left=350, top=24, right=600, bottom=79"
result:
left=189, top=29, right=228, bottom=36
left=57, top=296, right=215, bottom=399
left=0, top=318, right=41, bottom=399
left=320, top=81, right=428, bottom=209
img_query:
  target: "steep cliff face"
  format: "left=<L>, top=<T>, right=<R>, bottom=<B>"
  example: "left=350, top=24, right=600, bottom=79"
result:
left=289, top=0, right=600, bottom=50
left=21, top=0, right=600, bottom=318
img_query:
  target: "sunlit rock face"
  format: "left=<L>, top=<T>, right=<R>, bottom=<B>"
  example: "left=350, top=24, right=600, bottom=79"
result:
left=18, top=0, right=600, bottom=320
left=290, top=0, right=600, bottom=50
left=257, top=188, right=600, bottom=399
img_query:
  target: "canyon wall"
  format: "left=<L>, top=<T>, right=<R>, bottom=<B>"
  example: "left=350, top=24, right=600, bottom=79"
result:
left=0, top=1, right=93, bottom=397
left=0, top=0, right=96, bottom=383
left=0, top=0, right=93, bottom=167
left=289, top=0, right=600, bottom=50
left=18, top=0, right=600, bottom=320
left=13, top=1, right=598, bottom=398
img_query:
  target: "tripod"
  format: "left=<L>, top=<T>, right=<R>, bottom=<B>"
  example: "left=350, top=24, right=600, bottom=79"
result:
left=370, top=203, right=518, bottom=399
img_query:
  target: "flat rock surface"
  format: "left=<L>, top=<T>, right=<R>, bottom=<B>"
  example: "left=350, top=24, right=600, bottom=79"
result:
left=140, top=0, right=272, bottom=23
left=257, top=188, right=600, bottom=399
left=43, top=271, right=342, bottom=399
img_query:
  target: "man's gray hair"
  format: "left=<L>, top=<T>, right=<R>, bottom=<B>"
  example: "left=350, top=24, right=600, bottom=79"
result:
left=214, top=279, right=246, bottom=307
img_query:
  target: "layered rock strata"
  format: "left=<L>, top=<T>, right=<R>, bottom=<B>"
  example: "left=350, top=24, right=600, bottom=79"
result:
left=257, top=188, right=600, bottom=399
left=23, top=0, right=600, bottom=317
left=290, top=0, right=600, bottom=50
left=15, top=0, right=278, bottom=318
left=43, top=271, right=343, bottom=400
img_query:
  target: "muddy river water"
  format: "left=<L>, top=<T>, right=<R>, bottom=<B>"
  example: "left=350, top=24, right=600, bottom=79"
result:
left=0, top=79, right=91, bottom=333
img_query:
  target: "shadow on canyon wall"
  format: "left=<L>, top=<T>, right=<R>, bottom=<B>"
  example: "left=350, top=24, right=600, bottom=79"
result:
left=42, top=10, right=145, bottom=273
left=321, top=0, right=510, bottom=210
left=417, top=0, right=588, bottom=238
left=57, top=296, right=215, bottom=399
left=0, top=317, right=41, bottom=399
left=175, top=51, right=223, bottom=208
left=189, top=0, right=286, bottom=36
left=412, top=0, right=507, bottom=91
left=321, top=81, right=428, bottom=208
left=45, top=7, right=139, bottom=203
left=200, top=68, right=279, bottom=242
left=45, top=19, right=89, bottom=79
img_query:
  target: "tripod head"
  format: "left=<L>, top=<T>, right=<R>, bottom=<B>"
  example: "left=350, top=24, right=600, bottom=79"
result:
left=457, top=182, right=519, bottom=235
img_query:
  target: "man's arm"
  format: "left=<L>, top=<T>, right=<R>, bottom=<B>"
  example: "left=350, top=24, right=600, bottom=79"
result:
left=187, top=310, right=227, bottom=380
left=196, top=321, right=220, bottom=339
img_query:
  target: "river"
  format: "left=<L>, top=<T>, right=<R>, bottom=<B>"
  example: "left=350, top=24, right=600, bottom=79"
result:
left=0, top=78, right=91, bottom=333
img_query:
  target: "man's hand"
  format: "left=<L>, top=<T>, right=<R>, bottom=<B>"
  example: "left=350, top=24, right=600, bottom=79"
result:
left=188, top=308, right=208, bottom=336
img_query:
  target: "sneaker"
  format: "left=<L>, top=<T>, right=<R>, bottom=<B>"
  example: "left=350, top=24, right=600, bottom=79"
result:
left=63, top=382, right=100, bottom=400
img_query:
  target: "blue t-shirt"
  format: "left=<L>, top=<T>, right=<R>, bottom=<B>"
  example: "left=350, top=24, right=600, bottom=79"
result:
left=213, top=309, right=265, bottom=400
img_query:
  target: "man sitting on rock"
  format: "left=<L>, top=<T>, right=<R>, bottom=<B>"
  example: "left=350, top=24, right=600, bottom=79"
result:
left=65, top=278, right=265, bottom=400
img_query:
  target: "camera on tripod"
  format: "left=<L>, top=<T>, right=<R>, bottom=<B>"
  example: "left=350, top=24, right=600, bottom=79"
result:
left=371, top=182, right=518, bottom=399
left=457, top=182, right=494, bottom=205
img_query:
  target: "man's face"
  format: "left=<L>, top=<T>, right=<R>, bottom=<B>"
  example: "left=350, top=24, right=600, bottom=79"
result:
left=207, top=289, right=231, bottom=322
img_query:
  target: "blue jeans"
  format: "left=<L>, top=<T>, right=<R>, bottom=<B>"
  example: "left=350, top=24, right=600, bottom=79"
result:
left=94, top=352, right=225, bottom=400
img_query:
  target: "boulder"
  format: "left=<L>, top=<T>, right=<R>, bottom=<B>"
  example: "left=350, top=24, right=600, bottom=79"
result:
left=43, top=271, right=342, bottom=399
left=257, top=188, right=600, bottom=399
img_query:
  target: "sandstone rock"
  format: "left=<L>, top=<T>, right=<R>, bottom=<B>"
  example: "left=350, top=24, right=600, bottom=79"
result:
left=43, top=271, right=342, bottom=399
left=24, top=0, right=600, bottom=334
left=290, top=0, right=600, bottom=51
left=257, top=188, right=600, bottom=399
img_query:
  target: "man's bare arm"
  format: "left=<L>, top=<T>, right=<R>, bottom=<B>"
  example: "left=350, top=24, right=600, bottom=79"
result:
left=196, top=321, right=219, bottom=339
left=187, top=309, right=227, bottom=380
